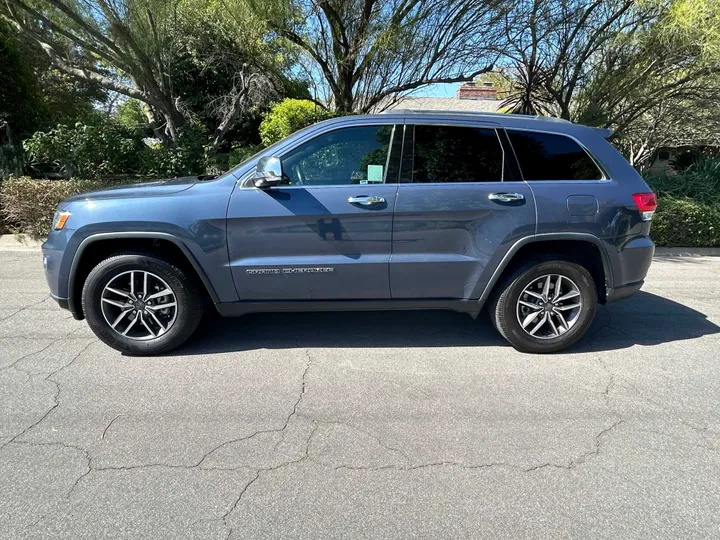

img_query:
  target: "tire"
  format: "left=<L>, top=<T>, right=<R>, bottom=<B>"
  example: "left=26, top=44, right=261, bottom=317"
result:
left=489, top=258, right=597, bottom=353
left=81, top=252, right=204, bottom=355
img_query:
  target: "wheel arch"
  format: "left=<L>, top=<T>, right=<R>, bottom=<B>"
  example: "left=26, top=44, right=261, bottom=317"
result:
left=478, top=233, right=613, bottom=308
left=67, top=232, right=219, bottom=320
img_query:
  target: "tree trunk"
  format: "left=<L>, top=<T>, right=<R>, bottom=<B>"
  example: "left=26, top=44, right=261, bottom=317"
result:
left=139, top=101, right=167, bottom=144
left=334, top=74, right=355, bottom=113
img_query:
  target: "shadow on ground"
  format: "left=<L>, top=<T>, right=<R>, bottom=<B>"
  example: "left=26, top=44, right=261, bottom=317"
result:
left=170, top=291, right=720, bottom=355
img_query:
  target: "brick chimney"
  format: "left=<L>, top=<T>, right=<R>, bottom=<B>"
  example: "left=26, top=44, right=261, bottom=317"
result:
left=457, top=81, right=497, bottom=100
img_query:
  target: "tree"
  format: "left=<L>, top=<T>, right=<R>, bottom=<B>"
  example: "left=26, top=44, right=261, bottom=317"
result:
left=2, top=21, right=108, bottom=174
left=0, top=22, right=45, bottom=140
left=250, top=0, right=511, bottom=113
left=572, top=1, right=720, bottom=169
left=500, top=0, right=660, bottom=120
left=499, top=0, right=720, bottom=165
left=1, top=0, right=282, bottom=150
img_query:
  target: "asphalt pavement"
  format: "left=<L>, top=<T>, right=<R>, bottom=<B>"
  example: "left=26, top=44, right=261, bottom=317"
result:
left=1, top=250, right=720, bottom=539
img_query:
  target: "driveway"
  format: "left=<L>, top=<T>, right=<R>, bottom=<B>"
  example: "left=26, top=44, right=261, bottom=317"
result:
left=1, top=250, right=719, bottom=539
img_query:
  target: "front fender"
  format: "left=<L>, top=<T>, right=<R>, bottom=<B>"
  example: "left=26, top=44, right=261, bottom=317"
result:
left=62, top=230, right=228, bottom=319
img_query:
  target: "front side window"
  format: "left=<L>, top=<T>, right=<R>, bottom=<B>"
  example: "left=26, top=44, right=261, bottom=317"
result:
left=410, top=125, right=503, bottom=183
left=507, top=130, right=603, bottom=181
left=281, top=125, right=396, bottom=186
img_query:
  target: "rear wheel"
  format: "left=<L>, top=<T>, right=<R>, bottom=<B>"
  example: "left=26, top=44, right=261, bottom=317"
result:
left=81, top=253, right=203, bottom=355
left=490, top=259, right=597, bottom=353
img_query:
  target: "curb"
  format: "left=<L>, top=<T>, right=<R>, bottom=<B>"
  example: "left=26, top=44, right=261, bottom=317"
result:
left=0, top=234, right=44, bottom=251
left=654, top=247, right=720, bottom=257
left=0, top=234, right=718, bottom=257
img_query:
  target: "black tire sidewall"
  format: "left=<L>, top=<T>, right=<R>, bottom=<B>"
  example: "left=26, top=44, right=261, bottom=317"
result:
left=82, top=254, right=201, bottom=355
left=498, top=260, right=597, bottom=353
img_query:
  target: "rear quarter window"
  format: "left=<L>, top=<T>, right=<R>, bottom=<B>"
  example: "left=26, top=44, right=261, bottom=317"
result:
left=507, top=130, right=603, bottom=181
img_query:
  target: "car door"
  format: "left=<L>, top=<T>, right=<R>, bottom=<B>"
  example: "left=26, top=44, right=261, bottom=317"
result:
left=226, top=123, right=401, bottom=300
left=390, top=120, right=536, bottom=299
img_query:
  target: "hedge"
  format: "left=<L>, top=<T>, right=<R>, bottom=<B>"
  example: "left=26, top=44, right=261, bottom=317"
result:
left=644, top=159, right=720, bottom=247
left=650, top=196, right=720, bottom=247
left=0, top=177, right=140, bottom=238
left=2, top=176, right=720, bottom=247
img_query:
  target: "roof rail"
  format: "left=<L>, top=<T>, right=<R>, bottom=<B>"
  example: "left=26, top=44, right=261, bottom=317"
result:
left=592, top=127, right=613, bottom=139
left=381, top=109, right=572, bottom=123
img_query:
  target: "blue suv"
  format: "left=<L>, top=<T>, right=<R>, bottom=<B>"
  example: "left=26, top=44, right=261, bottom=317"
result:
left=42, top=111, right=656, bottom=355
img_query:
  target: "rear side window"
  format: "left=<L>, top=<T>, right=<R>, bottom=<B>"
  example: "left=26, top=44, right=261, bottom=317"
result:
left=411, top=125, right=503, bottom=183
left=507, top=130, right=603, bottom=181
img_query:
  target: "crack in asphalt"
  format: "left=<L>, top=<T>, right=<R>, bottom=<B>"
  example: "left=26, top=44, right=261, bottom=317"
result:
left=526, top=419, right=626, bottom=471
left=272, top=349, right=312, bottom=453
left=2, top=340, right=58, bottom=377
left=191, top=349, right=314, bottom=470
left=220, top=350, right=317, bottom=539
left=311, top=419, right=412, bottom=465
left=100, top=414, right=125, bottom=440
left=581, top=307, right=640, bottom=353
left=1, top=324, right=93, bottom=378
left=328, top=419, right=626, bottom=474
left=3, top=267, right=717, bottom=536
left=621, top=379, right=715, bottom=435
left=5, top=439, right=93, bottom=498
left=222, top=422, right=320, bottom=539
left=2, top=337, right=630, bottom=516
left=25, top=346, right=319, bottom=539
left=0, top=340, right=94, bottom=453
left=0, top=294, right=51, bottom=323
left=595, top=350, right=715, bottom=437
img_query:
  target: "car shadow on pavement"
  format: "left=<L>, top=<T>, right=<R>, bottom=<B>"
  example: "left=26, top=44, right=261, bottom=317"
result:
left=170, top=291, right=720, bottom=355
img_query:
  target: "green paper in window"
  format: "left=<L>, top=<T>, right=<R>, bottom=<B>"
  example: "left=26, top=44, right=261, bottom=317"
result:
left=367, top=165, right=384, bottom=183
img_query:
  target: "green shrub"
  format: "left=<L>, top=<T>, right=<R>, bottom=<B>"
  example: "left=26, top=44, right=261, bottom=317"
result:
left=259, top=99, right=335, bottom=147
left=139, top=132, right=205, bottom=178
left=0, top=140, right=26, bottom=178
left=227, top=145, right=261, bottom=168
left=645, top=158, right=720, bottom=206
left=651, top=196, right=720, bottom=247
left=0, top=178, right=7, bottom=235
left=24, top=120, right=145, bottom=179
left=1, top=176, right=138, bottom=238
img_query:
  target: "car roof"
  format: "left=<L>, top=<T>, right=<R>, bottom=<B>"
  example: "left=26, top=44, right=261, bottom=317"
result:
left=383, top=109, right=572, bottom=124
left=315, top=110, right=611, bottom=138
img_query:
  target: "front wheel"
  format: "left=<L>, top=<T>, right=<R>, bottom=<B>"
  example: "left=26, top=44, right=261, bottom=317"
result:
left=81, top=253, right=204, bottom=355
left=490, top=259, right=597, bottom=353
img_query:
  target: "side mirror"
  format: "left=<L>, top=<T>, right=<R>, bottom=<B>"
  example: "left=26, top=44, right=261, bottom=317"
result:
left=253, top=156, right=285, bottom=188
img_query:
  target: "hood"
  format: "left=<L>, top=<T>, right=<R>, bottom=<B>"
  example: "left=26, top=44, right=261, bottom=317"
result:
left=63, top=176, right=198, bottom=203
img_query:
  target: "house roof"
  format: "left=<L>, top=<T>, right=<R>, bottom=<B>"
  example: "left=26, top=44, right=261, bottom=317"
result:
left=385, top=96, right=503, bottom=113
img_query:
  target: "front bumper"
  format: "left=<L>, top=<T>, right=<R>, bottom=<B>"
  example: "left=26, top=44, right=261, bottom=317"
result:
left=49, top=293, right=70, bottom=311
left=42, top=233, right=77, bottom=316
left=42, top=244, right=64, bottom=301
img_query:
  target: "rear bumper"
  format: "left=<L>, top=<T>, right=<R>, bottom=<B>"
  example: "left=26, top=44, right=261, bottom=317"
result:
left=605, top=235, right=654, bottom=302
left=606, top=280, right=644, bottom=303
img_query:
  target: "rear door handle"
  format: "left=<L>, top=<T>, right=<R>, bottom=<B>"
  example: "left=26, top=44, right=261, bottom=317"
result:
left=348, top=195, right=385, bottom=205
left=489, top=192, right=525, bottom=203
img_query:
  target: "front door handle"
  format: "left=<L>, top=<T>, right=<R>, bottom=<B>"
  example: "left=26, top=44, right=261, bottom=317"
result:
left=348, top=195, right=385, bottom=205
left=489, top=192, right=525, bottom=203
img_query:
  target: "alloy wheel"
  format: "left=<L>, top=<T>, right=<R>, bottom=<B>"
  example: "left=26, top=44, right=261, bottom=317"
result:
left=515, top=274, right=583, bottom=340
left=100, top=270, right=178, bottom=340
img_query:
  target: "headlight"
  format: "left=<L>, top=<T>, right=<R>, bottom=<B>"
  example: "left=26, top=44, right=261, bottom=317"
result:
left=52, top=210, right=71, bottom=230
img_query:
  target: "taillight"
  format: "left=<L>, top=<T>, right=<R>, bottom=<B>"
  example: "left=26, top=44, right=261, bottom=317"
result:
left=632, top=192, right=657, bottom=221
